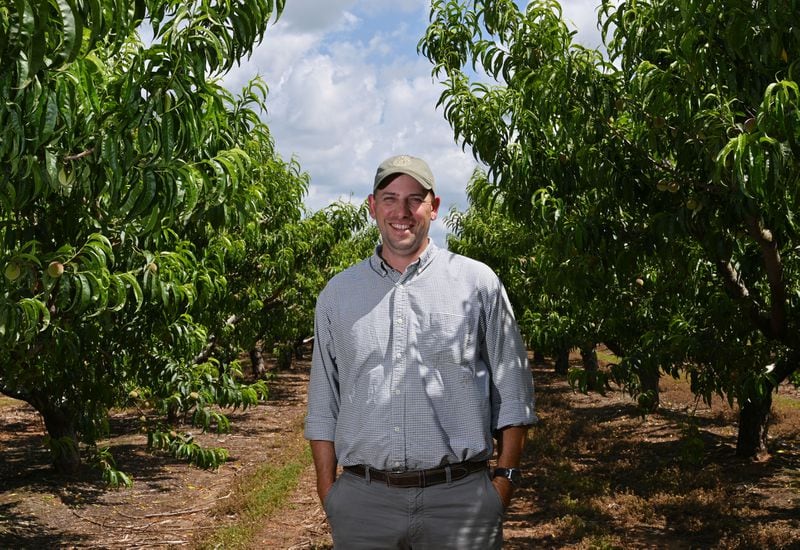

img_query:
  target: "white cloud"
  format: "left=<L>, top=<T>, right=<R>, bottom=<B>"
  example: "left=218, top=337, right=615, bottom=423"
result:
left=222, top=3, right=477, bottom=246
left=559, top=1, right=602, bottom=47
left=277, top=0, right=360, bottom=32
left=222, top=1, right=603, bottom=246
left=561, top=0, right=618, bottom=49
left=357, top=0, right=423, bottom=15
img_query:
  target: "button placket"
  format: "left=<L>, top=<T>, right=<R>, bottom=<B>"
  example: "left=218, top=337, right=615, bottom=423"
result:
left=390, top=284, right=408, bottom=469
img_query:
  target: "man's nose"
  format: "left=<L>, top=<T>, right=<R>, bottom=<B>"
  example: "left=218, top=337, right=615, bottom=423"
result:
left=390, top=198, right=414, bottom=213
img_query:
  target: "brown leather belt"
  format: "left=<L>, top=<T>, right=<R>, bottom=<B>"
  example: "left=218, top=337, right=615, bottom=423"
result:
left=343, top=461, right=487, bottom=488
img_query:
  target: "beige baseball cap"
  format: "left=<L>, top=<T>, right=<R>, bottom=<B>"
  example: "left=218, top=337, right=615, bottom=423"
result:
left=373, top=155, right=435, bottom=193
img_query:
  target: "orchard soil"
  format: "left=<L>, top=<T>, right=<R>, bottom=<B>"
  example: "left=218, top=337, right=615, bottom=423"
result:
left=1, top=351, right=799, bottom=549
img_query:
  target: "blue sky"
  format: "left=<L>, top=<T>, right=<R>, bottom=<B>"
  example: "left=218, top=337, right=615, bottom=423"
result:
left=222, top=1, right=605, bottom=245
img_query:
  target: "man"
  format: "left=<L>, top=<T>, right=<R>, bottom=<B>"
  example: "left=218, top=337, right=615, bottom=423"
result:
left=305, top=154, right=536, bottom=549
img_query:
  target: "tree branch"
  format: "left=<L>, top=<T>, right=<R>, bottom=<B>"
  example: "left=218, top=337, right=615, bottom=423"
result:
left=64, top=148, right=95, bottom=161
left=714, top=259, right=772, bottom=337
left=745, top=216, right=786, bottom=340
left=193, top=286, right=288, bottom=365
left=769, top=353, right=799, bottom=388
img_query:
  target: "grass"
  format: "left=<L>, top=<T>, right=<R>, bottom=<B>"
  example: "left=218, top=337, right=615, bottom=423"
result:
left=197, top=418, right=312, bottom=550
left=775, top=393, right=800, bottom=410
left=0, top=395, right=21, bottom=410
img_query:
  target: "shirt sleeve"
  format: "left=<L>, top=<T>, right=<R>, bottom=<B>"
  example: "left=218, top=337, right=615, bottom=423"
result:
left=303, top=289, right=341, bottom=441
left=483, top=277, right=537, bottom=432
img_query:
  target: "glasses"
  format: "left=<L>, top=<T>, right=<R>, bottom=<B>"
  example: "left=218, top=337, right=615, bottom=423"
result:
left=377, top=194, right=433, bottom=210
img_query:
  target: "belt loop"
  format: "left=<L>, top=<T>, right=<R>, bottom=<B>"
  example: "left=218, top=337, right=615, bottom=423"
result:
left=365, top=466, right=371, bottom=483
left=445, top=464, right=452, bottom=485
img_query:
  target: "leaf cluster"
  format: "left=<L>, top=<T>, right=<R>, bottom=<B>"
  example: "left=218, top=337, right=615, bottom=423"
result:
left=0, top=0, right=372, bottom=478
left=422, top=0, right=800, bottom=427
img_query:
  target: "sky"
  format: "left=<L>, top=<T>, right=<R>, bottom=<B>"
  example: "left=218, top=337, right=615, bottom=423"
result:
left=222, top=0, right=605, bottom=245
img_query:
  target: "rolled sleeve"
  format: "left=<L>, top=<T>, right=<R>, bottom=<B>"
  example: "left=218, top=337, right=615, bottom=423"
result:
left=304, top=295, right=340, bottom=441
left=485, top=280, right=537, bottom=431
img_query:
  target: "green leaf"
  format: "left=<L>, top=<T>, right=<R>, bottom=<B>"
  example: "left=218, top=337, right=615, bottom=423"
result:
left=55, top=0, right=84, bottom=65
left=67, top=272, right=92, bottom=312
left=27, top=0, right=48, bottom=76
left=118, top=272, right=144, bottom=311
left=85, top=0, right=103, bottom=49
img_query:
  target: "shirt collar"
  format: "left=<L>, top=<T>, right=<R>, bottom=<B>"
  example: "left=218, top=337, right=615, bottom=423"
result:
left=369, top=240, right=439, bottom=277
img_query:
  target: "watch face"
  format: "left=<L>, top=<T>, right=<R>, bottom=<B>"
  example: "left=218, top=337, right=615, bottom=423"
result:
left=496, top=468, right=522, bottom=485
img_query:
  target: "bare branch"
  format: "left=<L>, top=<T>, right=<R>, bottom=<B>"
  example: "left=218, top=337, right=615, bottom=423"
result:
left=714, top=259, right=772, bottom=337
left=64, top=148, right=95, bottom=161
left=745, top=216, right=786, bottom=339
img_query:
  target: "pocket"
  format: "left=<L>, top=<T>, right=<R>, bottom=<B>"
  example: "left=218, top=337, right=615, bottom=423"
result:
left=420, top=312, right=472, bottom=365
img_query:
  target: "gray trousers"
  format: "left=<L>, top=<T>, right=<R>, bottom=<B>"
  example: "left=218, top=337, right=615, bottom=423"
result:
left=323, top=469, right=505, bottom=549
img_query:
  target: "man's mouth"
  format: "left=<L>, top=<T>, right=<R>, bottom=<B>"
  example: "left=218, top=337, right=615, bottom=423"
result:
left=390, top=223, right=412, bottom=231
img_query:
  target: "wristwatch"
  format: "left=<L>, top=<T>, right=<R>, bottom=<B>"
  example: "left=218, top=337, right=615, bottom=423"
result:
left=493, top=467, right=522, bottom=486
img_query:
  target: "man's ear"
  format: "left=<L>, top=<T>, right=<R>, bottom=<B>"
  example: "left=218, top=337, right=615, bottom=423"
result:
left=430, top=195, right=441, bottom=220
left=367, top=194, right=377, bottom=220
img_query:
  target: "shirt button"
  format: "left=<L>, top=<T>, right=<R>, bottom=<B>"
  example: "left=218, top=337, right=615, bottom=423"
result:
left=396, top=352, right=402, bottom=359
left=394, top=427, right=400, bottom=433
left=397, top=317, right=404, bottom=324
left=395, top=389, right=401, bottom=395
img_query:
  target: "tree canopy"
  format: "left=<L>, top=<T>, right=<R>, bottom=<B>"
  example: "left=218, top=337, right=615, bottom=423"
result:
left=421, top=0, right=800, bottom=457
left=1, top=0, right=375, bottom=479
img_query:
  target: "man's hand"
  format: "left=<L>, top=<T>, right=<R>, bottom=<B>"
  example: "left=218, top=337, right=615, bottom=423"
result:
left=317, top=478, right=335, bottom=504
left=491, top=475, right=514, bottom=509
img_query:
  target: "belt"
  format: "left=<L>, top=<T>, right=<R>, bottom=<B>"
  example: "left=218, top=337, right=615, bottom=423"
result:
left=343, top=461, right=487, bottom=488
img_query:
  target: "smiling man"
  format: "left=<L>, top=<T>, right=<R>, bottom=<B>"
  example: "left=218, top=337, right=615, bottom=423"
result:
left=305, top=155, right=536, bottom=549
left=367, top=159, right=440, bottom=271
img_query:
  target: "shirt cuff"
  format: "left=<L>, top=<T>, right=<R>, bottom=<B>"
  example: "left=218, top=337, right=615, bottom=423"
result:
left=494, top=401, right=538, bottom=431
left=303, top=417, right=337, bottom=441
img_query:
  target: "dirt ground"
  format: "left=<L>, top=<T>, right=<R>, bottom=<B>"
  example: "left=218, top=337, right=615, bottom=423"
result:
left=1, top=355, right=799, bottom=549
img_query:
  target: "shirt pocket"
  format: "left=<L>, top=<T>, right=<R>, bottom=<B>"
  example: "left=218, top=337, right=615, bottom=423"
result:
left=419, top=312, right=474, bottom=366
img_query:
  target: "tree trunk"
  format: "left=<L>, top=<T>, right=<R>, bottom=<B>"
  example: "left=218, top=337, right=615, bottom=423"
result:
left=250, top=342, right=266, bottom=377
left=35, top=400, right=81, bottom=475
left=581, top=345, right=598, bottom=371
left=554, top=347, right=570, bottom=375
left=276, top=344, right=293, bottom=370
left=533, top=350, right=545, bottom=365
left=735, top=357, right=798, bottom=457
left=736, top=392, right=772, bottom=458
left=638, top=361, right=660, bottom=412
left=581, top=345, right=601, bottom=392
left=294, top=337, right=305, bottom=360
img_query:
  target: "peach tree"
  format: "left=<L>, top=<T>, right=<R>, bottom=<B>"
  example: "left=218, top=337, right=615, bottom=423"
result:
left=0, top=0, right=369, bottom=480
left=421, top=0, right=800, bottom=457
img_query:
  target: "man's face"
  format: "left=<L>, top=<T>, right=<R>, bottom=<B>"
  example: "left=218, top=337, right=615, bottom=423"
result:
left=368, top=174, right=441, bottom=268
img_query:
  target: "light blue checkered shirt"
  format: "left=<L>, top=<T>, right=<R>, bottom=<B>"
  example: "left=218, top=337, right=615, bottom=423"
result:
left=304, top=242, right=536, bottom=471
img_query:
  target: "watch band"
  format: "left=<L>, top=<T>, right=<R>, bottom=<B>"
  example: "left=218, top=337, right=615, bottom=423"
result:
left=493, top=467, right=522, bottom=486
